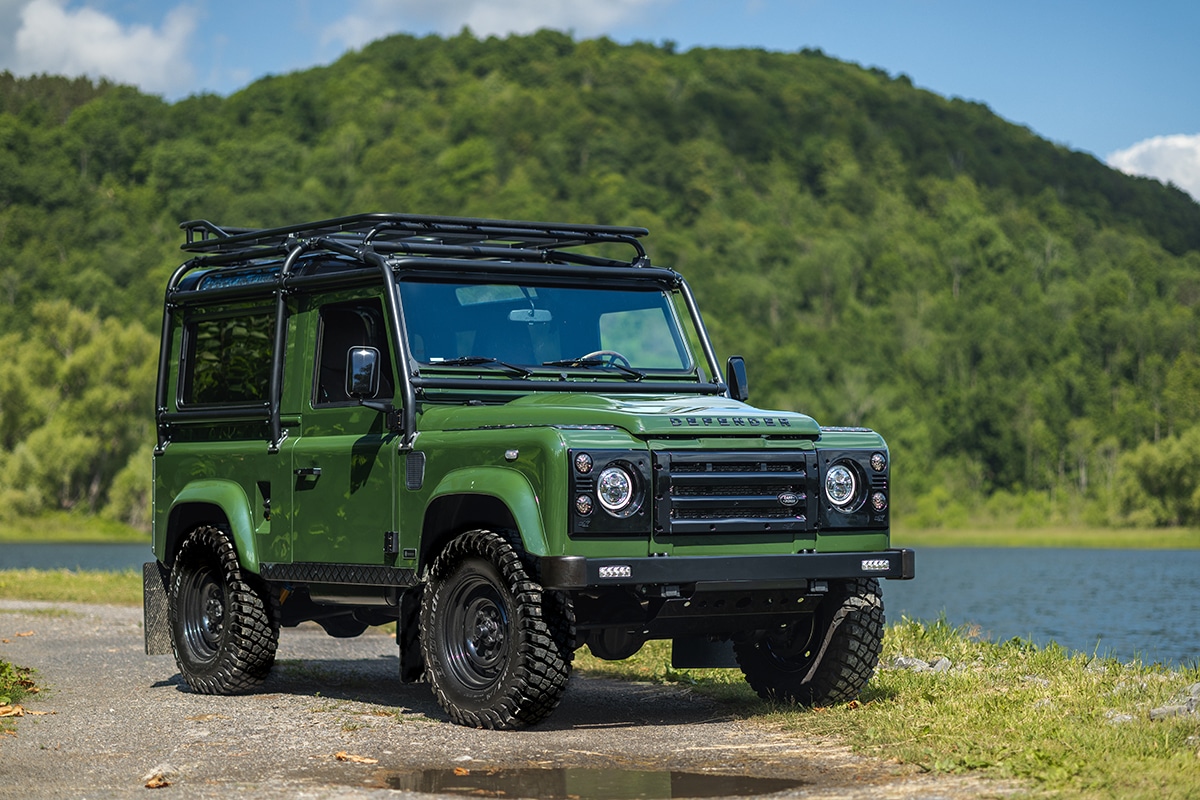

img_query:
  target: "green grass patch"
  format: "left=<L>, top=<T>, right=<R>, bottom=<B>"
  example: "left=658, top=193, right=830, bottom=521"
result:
left=0, top=511, right=148, bottom=543
left=0, top=659, right=37, bottom=706
left=893, top=524, right=1200, bottom=549
left=0, top=569, right=142, bottom=606
left=0, top=659, right=39, bottom=735
left=578, top=621, right=1200, bottom=799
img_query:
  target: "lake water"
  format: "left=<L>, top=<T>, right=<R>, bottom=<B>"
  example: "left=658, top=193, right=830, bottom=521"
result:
left=884, top=547, right=1200, bottom=667
left=2, top=543, right=1197, bottom=666
left=0, top=542, right=152, bottom=571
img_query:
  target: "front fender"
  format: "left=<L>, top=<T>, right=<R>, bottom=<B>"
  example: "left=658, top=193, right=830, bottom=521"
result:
left=428, top=466, right=549, bottom=557
left=167, top=479, right=261, bottom=573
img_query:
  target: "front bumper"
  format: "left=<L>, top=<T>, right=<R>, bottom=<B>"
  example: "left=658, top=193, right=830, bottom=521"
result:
left=540, top=548, right=915, bottom=590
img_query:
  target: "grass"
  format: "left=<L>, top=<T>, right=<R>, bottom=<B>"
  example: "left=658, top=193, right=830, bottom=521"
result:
left=578, top=622, right=1200, bottom=800
left=0, top=568, right=143, bottom=606
left=0, top=511, right=147, bottom=543
left=0, top=659, right=38, bottom=736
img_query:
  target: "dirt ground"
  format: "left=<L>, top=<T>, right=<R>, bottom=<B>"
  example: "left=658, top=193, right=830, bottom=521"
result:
left=0, top=600, right=1014, bottom=799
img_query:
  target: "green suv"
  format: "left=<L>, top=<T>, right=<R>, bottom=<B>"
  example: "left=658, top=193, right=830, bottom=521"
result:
left=143, top=213, right=914, bottom=729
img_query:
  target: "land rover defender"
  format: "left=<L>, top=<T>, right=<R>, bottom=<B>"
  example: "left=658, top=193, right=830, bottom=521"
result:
left=143, top=213, right=914, bottom=729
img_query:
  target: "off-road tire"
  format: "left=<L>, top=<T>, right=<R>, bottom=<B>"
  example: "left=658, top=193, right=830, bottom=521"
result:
left=168, top=525, right=278, bottom=694
left=421, top=529, right=573, bottom=729
left=734, top=577, right=883, bottom=706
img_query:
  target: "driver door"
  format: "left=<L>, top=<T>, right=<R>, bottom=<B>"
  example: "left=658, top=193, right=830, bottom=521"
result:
left=288, top=296, right=399, bottom=566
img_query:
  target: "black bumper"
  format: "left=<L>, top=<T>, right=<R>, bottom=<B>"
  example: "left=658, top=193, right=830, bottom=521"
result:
left=540, top=548, right=915, bottom=590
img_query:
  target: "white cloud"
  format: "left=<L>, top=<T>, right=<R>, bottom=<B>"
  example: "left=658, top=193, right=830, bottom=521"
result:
left=324, top=0, right=664, bottom=51
left=5, top=0, right=197, bottom=96
left=1107, top=134, right=1200, bottom=203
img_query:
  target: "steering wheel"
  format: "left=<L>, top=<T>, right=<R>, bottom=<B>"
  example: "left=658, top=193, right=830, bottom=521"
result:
left=580, top=350, right=632, bottom=368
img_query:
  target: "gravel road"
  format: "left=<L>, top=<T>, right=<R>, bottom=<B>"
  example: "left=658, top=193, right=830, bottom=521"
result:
left=0, top=600, right=1006, bottom=799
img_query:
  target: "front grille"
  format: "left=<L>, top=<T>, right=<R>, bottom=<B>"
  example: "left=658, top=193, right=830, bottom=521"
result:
left=653, top=451, right=816, bottom=535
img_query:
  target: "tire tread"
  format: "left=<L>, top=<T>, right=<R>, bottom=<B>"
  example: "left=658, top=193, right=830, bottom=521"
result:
left=421, top=529, right=574, bottom=729
left=169, top=525, right=278, bottom=694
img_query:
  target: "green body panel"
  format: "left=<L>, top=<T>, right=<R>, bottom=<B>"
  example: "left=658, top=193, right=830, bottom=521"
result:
left=416, top=393, right=821, bottom=438
left=289, top=406, right=398, bottom=565
left=423, top=465, right=549, bottom=554
left=155, top=393, right=890, bottom=570
left=158, top=476, right=261, bottom=572
left=408, top=394, right=888, bottom=562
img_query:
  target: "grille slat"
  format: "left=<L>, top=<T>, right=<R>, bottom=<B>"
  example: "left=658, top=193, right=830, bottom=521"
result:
left=654, top=451, right=816, bottom=535
left=670, top=471, right=806, bottom=486
left=671, top=494, right=806, bottom=509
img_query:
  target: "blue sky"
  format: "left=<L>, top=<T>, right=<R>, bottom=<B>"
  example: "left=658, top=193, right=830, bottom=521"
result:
left=2, top=0, right=1198, bottom=199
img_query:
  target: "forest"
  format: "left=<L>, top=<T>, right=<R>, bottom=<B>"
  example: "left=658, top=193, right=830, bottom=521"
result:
left=2, top=29, right=1200, bottom=532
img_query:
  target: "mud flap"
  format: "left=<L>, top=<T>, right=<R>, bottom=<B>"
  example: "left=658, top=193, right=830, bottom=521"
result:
left=672, top=637, right=739, bottom=669
left=143, top=561, right=172, bottom=655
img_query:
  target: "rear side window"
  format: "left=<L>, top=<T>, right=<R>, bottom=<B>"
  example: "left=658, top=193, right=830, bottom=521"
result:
left=183, top=310, right=275, bottom=405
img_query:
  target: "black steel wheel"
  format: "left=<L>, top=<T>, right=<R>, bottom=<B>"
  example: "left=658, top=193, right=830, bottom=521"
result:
left=168, top=525, right=278, bottom=694
left=734, top=578, right=884, bottom=706
left=421, top=529, right=574, bottom=729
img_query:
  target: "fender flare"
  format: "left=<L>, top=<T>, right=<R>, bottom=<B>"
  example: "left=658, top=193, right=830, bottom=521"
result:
left=166, top=479, right=261, bottom=573
left=426, top=466, right=549, bottom=557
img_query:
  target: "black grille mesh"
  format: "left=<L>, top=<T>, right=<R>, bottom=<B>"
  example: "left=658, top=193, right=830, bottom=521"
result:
left=653, top=451, right=816, bottom=535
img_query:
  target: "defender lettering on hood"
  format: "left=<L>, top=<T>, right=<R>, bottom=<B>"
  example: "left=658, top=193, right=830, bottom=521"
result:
left=668, top=414, right=795, bottom=428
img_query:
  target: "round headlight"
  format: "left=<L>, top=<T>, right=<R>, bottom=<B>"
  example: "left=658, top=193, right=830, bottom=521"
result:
left=575, top=494, right=594, bottom=515
left=870, top=452, right=887, bottom=472
left=825, top=464, right=857, bottom=508
left=871, top=491, right=888, bottom=512
left=597, top=465, right=635, bottom=514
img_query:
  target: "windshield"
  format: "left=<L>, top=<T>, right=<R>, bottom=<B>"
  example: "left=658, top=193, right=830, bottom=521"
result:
left=398, top=278, right=694, bottom=373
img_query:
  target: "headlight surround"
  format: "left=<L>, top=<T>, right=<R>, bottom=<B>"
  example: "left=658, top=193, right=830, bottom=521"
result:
left=569, top=450, right=651, bottom=533
left=817, top=448, right=888, bottom=528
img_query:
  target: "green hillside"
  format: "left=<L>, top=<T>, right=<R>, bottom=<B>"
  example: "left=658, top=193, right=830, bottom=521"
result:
left=2, top=30, right=1199, bottom=531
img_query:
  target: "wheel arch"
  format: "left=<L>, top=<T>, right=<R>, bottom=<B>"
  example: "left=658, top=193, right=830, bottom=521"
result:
left=420, top=467, right=548, bottom=571
left=164, top=480, right=260, bottom=573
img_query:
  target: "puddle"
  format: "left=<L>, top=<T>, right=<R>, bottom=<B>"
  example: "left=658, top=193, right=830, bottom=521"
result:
left=383, top=767, right=805, bottom=799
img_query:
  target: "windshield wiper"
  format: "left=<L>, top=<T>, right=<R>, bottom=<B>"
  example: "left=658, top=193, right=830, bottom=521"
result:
left=429, top=356, right=533, bottom=378
left=542, top=358, right=645, bottom=382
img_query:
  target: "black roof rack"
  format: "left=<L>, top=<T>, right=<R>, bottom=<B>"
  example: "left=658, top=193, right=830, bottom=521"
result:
left=180, top=212, right=651, bottom=268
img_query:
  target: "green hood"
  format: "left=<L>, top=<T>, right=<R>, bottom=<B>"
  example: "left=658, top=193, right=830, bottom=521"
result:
left=417, top=393, right=822, bottom=438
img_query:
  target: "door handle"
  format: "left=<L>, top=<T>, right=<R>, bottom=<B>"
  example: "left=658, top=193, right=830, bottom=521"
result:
left=294, top=467, right=321, bottom=477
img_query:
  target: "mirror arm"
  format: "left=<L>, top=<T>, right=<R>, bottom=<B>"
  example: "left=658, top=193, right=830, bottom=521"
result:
left=358, top=398, right=403, bottom=432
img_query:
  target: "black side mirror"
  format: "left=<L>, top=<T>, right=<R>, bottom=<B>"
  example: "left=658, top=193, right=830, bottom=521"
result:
left=347, top=346, right=381, bottom=399
left=726, top=355, right=749, bottom=402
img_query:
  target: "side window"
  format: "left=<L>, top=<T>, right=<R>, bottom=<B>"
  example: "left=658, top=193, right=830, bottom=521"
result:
left=314, top=299, right=395, bottom=405
left=183, top=310, right=275, bottom=406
